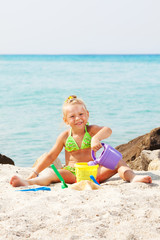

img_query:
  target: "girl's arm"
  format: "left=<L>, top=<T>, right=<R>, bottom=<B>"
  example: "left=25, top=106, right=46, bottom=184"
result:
left=27, top=132, right=66, bottom=179
left=90, top=126, right=112, bottom=152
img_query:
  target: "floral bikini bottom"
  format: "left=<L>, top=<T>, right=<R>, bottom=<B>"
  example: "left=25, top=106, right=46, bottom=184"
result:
left=63, top=166, right=76, bottom=176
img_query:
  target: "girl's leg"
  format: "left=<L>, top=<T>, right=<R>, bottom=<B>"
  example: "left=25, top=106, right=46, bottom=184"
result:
left=117, top=159, right=135, bottom=181
left=97, top=159, right=152, bottom=183
left=10, top=168, right=76, bottom=187
left=117, top=159, right=152, bottom=183
left=97, top=166, right=117, bottom=183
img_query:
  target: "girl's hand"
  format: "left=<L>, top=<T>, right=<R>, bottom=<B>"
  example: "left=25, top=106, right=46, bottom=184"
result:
left=91, top=136, right=102, bottom=152
left=27, top=170, right=39, bottom=180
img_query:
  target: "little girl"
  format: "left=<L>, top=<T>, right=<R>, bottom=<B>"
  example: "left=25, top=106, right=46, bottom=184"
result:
left=10, top=95, right=152, bottom=187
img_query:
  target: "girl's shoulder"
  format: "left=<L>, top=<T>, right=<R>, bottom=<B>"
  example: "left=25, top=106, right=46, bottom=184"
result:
left=87, top=124, right=103, bottom=136
left=57, top=129, right=70, bottom=141
left=54, top=129, right=70, bottom=148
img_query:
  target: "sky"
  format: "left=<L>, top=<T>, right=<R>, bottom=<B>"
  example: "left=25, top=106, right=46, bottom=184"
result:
left=0, top=0, right=160, bottom=54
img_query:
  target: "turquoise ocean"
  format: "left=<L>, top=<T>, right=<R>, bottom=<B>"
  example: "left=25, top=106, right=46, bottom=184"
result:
left=0, top=55, right=160, bottom=167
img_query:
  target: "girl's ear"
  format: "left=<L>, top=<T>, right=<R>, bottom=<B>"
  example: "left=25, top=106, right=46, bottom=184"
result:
left=63, top=116, right=68, bottom=125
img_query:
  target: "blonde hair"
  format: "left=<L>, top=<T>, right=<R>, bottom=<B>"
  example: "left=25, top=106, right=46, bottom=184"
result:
left=62, top=95, right=88, bottom=118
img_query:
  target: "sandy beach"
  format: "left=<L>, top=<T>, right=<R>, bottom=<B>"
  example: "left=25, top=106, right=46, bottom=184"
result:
left=1, top=164, right=160, bottom=240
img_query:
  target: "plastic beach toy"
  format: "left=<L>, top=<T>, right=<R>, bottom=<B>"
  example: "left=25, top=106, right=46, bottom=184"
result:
left=75, top=162, right=98, bottom=182
left=51, top=164, right=68, bottom=189
left=16, top=187, right=51, bottom=192
left=90, top=175, right=100, bottom=186
left=88, top=143, right=122, bottom=170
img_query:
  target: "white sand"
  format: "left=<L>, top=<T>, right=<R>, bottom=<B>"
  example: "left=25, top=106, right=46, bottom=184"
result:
left=1, top=164, right=160, bottom=240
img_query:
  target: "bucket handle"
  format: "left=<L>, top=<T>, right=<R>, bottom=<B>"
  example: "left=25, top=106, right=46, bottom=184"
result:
left=91, top=142, right=106, bottom=161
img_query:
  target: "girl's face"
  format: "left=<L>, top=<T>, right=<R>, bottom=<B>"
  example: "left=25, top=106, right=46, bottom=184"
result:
left=63, top=104, right=89, bottom=129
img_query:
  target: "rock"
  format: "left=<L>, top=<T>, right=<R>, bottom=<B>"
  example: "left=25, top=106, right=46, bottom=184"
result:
left=126, top=156, right=143, bottom=171
left=51, top=157, right=63, bottom=169
left=141, top=150, right=152, bottom=170
left=148, top=159, right=160, bottom=170
left=32, top=153, right=63, bottom=169
left=135, top=149, right=160, bottom=171
left=115, top=127, right=160, bottom=170
left=0, top=154, right=15, bottom=165
left=146, top=150, right=160, bottom=170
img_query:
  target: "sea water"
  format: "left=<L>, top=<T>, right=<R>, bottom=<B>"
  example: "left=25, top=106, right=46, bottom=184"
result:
left=0, top=55, right=160, bottom=167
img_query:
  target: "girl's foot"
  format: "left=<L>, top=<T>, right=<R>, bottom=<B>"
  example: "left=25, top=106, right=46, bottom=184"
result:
left=10, top=176, right=29, bottom=187
left=131, top=175, right=152, bottom=183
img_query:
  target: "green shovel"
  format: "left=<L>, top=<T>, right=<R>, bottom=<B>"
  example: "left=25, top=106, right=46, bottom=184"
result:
left=51, top=164, right=68, bottom=189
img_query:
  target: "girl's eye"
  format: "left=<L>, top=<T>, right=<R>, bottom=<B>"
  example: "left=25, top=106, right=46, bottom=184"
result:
left=80, top=113, right=83, bottom=116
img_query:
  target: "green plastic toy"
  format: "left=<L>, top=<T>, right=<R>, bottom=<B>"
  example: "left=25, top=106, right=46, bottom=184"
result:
left=51, top=164, right=68, bottom=189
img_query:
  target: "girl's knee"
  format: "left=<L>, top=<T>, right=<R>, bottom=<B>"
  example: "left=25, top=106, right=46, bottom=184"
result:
left=97, top=166, right=117, bottom=183
left=117, top=159, right=128, bottom=167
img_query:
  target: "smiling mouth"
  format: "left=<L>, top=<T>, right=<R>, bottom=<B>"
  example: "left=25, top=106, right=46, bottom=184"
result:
left=76, top=122, right=83, bottom=125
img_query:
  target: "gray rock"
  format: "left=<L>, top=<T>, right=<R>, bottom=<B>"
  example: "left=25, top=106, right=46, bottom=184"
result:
left=133, top=149, right=160, bottom=171
left=145, top=150, right=160, bottom=170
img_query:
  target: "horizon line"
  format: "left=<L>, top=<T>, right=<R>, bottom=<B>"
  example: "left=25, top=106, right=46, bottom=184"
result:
left=0, top=53, right=160, bottom=56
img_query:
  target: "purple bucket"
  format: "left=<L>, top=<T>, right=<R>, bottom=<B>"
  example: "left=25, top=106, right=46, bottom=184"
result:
left=88, top=143, right=122, bottom=170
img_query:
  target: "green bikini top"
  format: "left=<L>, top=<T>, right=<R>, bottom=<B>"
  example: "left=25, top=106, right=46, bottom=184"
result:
left=65, top=126, right=92, bottom=152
